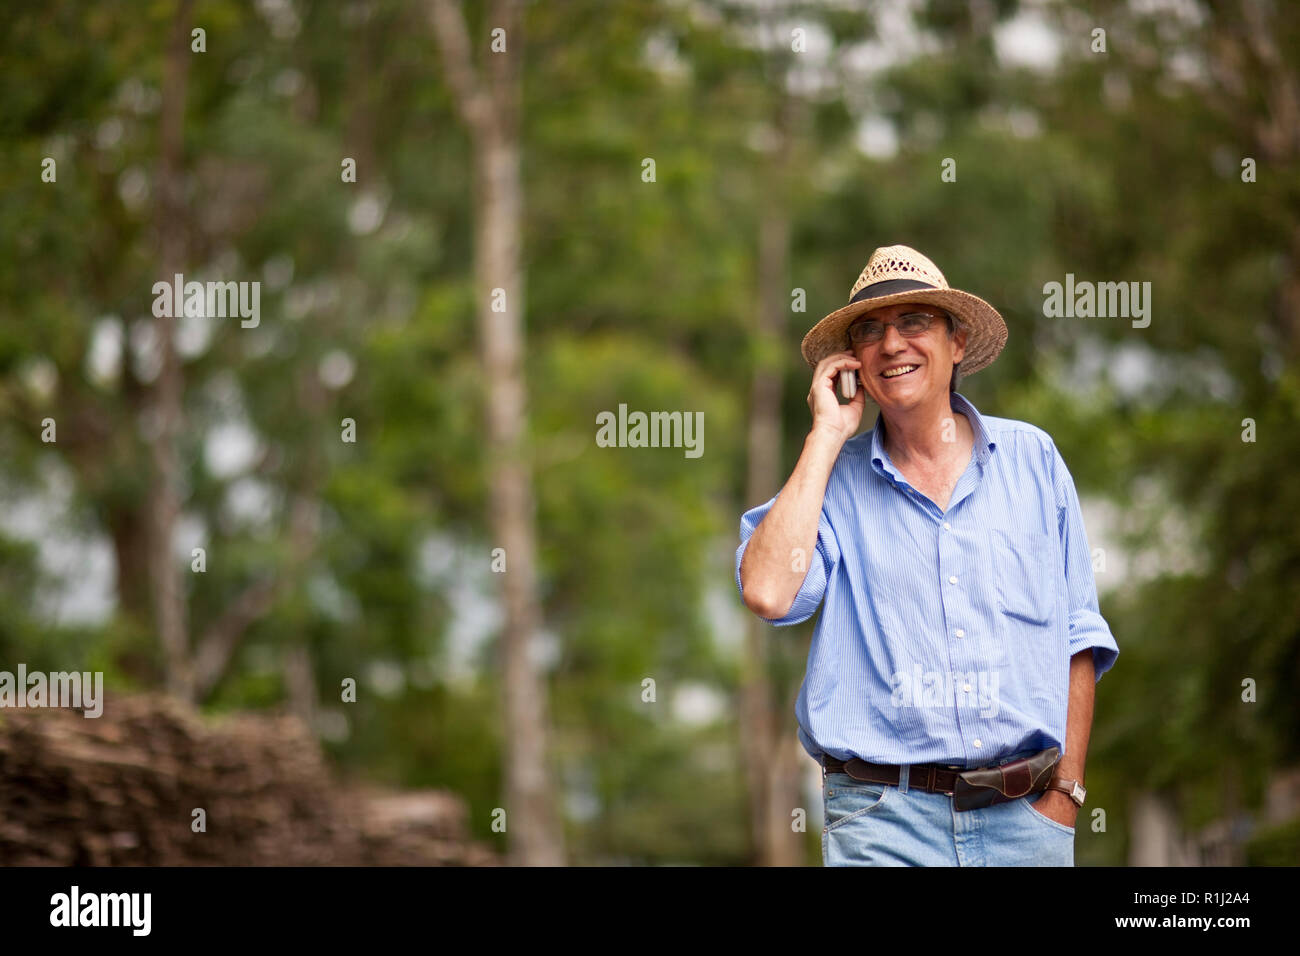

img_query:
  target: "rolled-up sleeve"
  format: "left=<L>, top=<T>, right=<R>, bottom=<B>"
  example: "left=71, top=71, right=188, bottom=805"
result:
left=1051, top=445, right=1119, bottom=679
left=735, top=493, right=840, bottom=627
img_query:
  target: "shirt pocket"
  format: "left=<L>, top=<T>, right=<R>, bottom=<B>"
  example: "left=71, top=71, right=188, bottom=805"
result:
left=992, top=528, right=1057, bottom=626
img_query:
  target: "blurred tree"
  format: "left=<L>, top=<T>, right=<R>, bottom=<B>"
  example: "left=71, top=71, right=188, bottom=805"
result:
left=426, top=0, right=564, bottom=867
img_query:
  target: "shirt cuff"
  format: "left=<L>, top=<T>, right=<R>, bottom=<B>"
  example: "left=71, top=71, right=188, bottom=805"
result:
left=735, top=534, right=828, bottom=627
left=1067, top=609, right=1119, bottom=679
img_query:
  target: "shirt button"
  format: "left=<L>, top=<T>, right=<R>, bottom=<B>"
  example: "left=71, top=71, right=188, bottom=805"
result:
left=963, top=683, right=972, bottom=693
left=942, top=522, right=951, bottom=530
left=948, top=575, right=958, bottom=584
left=955, top=628, right=965, bottom=638
left=973, top=738, right=982, bottom=748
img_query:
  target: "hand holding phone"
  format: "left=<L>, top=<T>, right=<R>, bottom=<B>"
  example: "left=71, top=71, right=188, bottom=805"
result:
left=809, top=353, right=865, bottom=442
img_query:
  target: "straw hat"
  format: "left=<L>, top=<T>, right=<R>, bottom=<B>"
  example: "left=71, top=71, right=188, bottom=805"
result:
left=800, top=244, right=1007, bottom=377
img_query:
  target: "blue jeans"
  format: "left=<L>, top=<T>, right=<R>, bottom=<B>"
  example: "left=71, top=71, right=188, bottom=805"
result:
left=821, top=758, right=1075, bottom=866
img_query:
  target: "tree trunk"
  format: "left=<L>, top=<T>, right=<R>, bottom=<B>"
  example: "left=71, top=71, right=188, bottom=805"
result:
left=427, top=0, right=565, bottom=866
left=739, top=92, right=807, bottom=865
left=149, top=0, right=195, bottom=702
left=1207, top=1, right=1300, bottom=357
left=283, top=642, right=319, bottom=733
left=108, top=511, right=152, bottom=626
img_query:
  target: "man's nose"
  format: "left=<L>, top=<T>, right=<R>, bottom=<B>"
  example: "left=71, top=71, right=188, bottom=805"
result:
left=880, top=322, right=907, bottom=350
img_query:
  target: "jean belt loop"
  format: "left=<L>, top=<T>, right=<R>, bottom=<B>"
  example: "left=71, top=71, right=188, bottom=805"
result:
left=897, top=762, right=909, bottom=794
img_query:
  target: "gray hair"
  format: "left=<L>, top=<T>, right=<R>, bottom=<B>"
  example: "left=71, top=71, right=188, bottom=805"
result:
left=945, top=311, right=963, bottom=393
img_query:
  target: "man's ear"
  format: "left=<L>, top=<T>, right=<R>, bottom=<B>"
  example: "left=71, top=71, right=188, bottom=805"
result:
left=952, top=325, right=968, bottom=365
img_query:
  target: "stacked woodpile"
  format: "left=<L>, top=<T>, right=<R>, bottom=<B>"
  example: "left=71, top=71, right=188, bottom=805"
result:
left=0, top=694, right=499, bottom=866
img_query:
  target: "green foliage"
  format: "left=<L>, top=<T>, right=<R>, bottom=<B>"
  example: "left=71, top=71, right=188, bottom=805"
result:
left=2, top=0, right=1297, bottom=864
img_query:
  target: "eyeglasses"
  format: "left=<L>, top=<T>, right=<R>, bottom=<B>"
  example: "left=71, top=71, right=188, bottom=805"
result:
left=848, top=312, right=944, bottom=345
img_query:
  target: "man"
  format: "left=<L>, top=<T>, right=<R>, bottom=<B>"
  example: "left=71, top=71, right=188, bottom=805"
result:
left=735, top=244, right=1118, bottom=866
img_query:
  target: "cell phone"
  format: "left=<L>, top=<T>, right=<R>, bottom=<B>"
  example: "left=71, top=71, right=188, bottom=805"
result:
left=838, top=369, right=858, bottom=400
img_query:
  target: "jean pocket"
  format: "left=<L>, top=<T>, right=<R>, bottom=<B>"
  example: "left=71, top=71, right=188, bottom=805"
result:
left=824, top=773, right=892, bottom=832
left=992, top=529, right=1057, bottom=626
left=1019, top=794, right=1075, bottom=835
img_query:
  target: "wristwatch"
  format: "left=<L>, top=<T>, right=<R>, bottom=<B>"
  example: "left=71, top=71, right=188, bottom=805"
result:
left=1046, top=773, right=1087, bottom=808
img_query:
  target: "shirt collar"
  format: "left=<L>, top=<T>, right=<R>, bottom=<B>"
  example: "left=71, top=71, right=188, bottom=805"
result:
left=869, top=391, right=996, bottom=475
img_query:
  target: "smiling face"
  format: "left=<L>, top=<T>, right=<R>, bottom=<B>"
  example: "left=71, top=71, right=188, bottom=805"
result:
left=848, top=302, right=968, bottom=412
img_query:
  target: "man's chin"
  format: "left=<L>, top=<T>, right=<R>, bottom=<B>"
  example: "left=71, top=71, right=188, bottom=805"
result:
left=871, top=385, right=929, bottom=409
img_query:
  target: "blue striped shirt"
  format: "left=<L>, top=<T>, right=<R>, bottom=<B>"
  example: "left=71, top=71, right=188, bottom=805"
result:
left=735, top=391, right=1119, bottom=769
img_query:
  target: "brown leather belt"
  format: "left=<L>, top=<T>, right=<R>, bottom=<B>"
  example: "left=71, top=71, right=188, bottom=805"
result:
left=823, top=756, right=967, bottom=795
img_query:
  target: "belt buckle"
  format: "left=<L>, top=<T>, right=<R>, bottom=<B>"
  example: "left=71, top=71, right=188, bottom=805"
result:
left=918, top=765, right=954, bottom=796
left=937, top=763, right=963, bottom=797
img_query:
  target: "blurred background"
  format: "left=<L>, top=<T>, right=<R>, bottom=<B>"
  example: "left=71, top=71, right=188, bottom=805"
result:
left=1, top=0, right=1298, bottom=866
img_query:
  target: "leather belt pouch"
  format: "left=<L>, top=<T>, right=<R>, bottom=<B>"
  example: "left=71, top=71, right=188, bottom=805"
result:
left=952, top=746, right=1061, bottom=812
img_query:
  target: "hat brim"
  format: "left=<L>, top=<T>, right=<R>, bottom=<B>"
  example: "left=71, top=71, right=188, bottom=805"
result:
left=800, top=288, right=1008, bottom=377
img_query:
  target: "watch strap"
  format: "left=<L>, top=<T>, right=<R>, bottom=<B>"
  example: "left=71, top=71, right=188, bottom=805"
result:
left=1046, top=774, right=1086, bottom=807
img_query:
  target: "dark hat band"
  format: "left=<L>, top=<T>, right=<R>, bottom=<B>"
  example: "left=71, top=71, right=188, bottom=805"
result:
left=848, top=278, right=937, bottom=304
